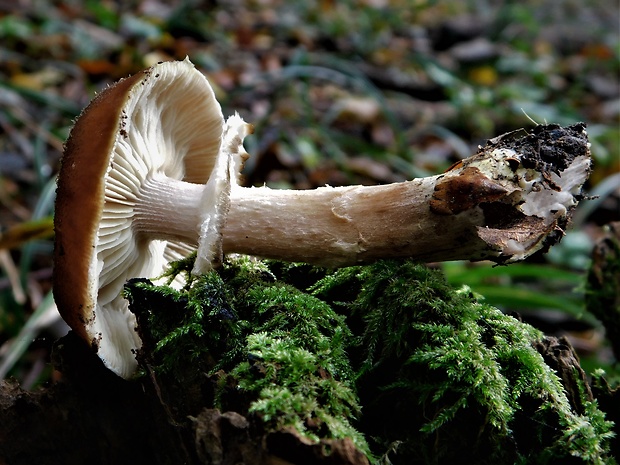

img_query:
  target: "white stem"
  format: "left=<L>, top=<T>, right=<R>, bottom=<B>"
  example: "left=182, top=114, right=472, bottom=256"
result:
left=222, top=178, right=488, bottom=266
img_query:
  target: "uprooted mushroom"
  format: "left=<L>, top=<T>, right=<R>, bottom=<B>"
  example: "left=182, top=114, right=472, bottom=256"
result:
left=52, top=58, right=592, bottom=378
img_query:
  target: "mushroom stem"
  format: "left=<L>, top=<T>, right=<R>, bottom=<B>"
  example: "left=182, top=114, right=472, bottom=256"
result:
left=222, top=179, right=471, bottom=267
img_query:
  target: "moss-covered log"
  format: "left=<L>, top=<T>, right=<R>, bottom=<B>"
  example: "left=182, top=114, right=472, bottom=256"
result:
left=1, top=257, right=615, bottom=464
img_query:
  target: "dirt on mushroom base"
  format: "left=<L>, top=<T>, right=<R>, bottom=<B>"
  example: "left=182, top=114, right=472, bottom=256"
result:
left=488, top=123, right=590, bottom=174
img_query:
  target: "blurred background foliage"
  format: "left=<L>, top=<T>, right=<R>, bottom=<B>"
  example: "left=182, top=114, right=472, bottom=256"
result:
left=0, top=0, right=618, bottom=387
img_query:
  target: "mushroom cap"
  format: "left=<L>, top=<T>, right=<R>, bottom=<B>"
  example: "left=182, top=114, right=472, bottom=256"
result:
left=53, top=58, right=225, bottom=378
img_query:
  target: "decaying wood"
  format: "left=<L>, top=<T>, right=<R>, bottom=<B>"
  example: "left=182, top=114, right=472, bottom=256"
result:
left=587, top=221, right=620, bottom=359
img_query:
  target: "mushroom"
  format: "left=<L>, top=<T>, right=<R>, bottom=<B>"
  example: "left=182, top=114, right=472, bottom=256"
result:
left=53, top=58, right=591, bottom=379
left=54, top=58, right=235, bottom=378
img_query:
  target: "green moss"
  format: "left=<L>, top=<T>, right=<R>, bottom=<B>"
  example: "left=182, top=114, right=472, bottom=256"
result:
left=230, top=332, right=366, bottom=448
left=125, top=255, right=368, bottom=456
left=312, top=260, right=615, bottom=464
left=219, top=257, right=366, bottom=452
left=124, top=257, right=615, bottom=465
